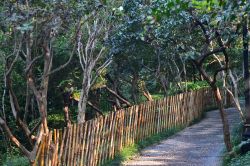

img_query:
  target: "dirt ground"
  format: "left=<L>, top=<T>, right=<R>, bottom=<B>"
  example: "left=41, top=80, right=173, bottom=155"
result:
left=123, top=108, right=240, bottom=166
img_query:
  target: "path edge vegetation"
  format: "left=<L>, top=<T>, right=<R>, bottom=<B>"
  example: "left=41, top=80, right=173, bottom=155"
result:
left=222, top=122, right=250, bottom=166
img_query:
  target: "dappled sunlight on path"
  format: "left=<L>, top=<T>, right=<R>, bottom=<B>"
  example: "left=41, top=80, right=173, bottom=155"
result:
left=123, top=108, right=240, bottom=166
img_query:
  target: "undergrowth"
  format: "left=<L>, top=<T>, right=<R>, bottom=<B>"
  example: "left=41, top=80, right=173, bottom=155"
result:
left=223, top=122, right=246, bottom=166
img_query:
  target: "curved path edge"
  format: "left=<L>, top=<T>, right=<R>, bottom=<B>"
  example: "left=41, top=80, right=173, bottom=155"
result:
left=123, top=108, right=240, bottom=166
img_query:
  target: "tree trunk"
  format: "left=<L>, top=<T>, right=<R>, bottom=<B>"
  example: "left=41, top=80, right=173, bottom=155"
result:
left=63, top=92, right=71, bottom=126
left=194, top=62, right=233, bottom=152
left=63, top=106, right=71, bottom=126
left=159, top=75, right=168, bottom=96
left=78, top=88, right=89, bottom=124
left=243, top=17, right=250, bottom=123
left=113, top=79, right=122, bottom=108
left=139, top=80, right=153, bottom=101
left=131, top=73, right=139, bottom=103
left=213, top=87, right=232, bottom=152
left=142, top=90, right=153, bottom=101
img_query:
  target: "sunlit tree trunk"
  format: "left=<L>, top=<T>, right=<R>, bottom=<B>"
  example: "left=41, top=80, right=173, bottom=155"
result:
left=212, top=87, right=232, bottom=151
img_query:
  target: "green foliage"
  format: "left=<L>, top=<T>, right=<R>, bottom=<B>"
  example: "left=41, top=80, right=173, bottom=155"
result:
left=223, top=123, right=244, bottom=166
left=227, top=152, right=250, bottom=166
left=151, top=94, right=164, bottom=100
left=185, top=81, right=209, bottom=91
left=3, top=156, right=29, bottom=166
left=231, top=123, right=243, bottom=147
left=167, top=81, right=209, bottom=96
left=47, top=113, right=65, bottom=129
left=0, top=146, right=28, bottom=166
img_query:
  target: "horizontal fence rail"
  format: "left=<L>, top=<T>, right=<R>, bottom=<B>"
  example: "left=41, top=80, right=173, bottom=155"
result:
left=35, top=88, right=231, bottom=166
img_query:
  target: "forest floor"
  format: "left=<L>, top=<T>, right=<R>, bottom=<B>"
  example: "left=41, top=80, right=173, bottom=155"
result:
left=123, top=108, right=240, bottom=166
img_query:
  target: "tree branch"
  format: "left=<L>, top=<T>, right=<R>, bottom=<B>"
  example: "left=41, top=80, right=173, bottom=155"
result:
left=87, top=101, right=104, bottom=116
left=105, top=86, right=132, bottom=107
left=25, top=56, right=42, bottom=74
left=213, top=66, right=227, bottom=84
left=198, top=46, right=226, bottom=65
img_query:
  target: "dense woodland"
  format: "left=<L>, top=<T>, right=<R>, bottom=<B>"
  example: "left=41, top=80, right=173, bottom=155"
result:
left=0, top=0, right=250, bottom=165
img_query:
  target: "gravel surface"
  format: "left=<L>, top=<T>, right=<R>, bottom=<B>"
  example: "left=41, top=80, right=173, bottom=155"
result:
left=123, top=108, right=240, bottom=166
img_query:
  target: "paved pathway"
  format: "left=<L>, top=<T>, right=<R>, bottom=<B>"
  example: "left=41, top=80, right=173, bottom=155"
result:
left=123, top=108, right=240, bottom=166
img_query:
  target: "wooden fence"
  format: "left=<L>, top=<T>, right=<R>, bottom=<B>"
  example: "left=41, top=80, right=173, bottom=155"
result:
left=34, top=88, right=229, bottom=166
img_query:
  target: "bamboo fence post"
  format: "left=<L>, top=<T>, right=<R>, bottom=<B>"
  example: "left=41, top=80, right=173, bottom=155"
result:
left=136, top=104, right=142, bottom=142
left=166, top=97, right=169, bottom=130
left=105, top=113, right=113, bottom=161
left=130, top=108, right=134, bottom=144
left=133, top=106, right=139, bottom=145
left=156, top=101, right=160, bottom=134
left=153, top=101, right=157, bottom=135
left=75, top=124, right=83, bottom=165
left=66, top=125, right=73, bottom=166
left=79, top=122, right=87, bottom=166
left=52, top=129, right=59, bottom=166
left=111, top=112, right=117, bottom=159
left=90, top=119, right=99, bottom=166
left=163, top=98, right=167, bottom=131
left=161, top=99, right=164, bottom=132
left=94, top=117, right=103, bottom=166
left=132, top=106, right=137, bottom=144
left=38, top=134, right=46, bottom=166
left=45, top=131, right=52, bottom=166
left=117, top=110, right=124, bottom=152
left=147, top=102, right=151, bottom=137
left=73, top=124, right=80, bottom=166
left=86, top=120, right=94, bottom=166
left=141, top=104, right=146, bottom=140
left=170, top=96, right=173, bottom=129
left=99, top=116, right=107, bottom=166
left=62, top=126, right=71, bottom=165
left=174, top=95, right=178, bottom=128
left=58, top=127, right=66, bottom=166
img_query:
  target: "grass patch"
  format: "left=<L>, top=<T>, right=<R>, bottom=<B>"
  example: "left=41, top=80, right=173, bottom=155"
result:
left=102, top=125, right=185, bottom=166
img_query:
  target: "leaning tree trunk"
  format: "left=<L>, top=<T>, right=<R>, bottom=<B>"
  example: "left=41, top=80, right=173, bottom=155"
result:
left=213, top=86, right=232, bottom=152
left=194, top=63, right=233, bottom=152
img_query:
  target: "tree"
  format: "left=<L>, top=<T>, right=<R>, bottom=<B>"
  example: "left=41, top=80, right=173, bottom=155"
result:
left=147, top=0, right=237, bottom=152
left=0, top=1, right=79, bottom=163
left=76, top=7, right=112, bottom=124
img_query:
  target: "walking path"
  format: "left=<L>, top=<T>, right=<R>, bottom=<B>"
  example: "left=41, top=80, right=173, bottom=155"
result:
left=123, top=108, right=240, bottom=166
